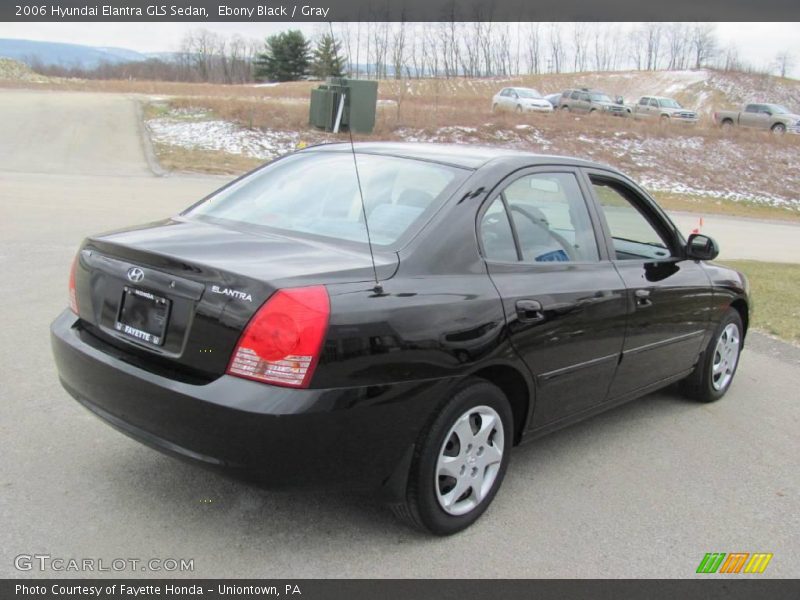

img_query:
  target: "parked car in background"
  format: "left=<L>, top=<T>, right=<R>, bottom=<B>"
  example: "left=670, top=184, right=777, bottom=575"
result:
left=544, top=93, right=561, bottom=109
left=492, top=87, right=554, bottom=113
left=713, top=103, right=800, bottom=134
left=633, top=96, right=699, bottom=124
left=51, top=142, right=749, bottom=535
left=558, top=88, right=630, bottom=116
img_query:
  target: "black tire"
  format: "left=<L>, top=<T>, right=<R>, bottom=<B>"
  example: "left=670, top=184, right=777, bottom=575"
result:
left=721, top=119, right=734, bottom=131
left=771, top=123, right=786, bottom=134
left=681, top=308, right=744, bottom=402
left=492, top=103, right=498, bottom=113
left=391, top=378, right=513, bottom=535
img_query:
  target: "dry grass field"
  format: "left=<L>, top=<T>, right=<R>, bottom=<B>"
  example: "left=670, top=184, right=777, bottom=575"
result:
left=4, top=62, right=799, bottom=220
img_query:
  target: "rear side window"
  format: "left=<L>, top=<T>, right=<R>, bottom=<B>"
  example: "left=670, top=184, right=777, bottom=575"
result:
left=570, top=91, right=580, bottom=100
left=503, top=173, right=599, bottom=263
left=185, top=152, right=468, bottom=247
left=648, top=98, right=659, bottom=107
left=480, top=173, right=600, bottom=264
left=639, top=97, right=650, bottom=105
left=480, top=198, right=518, bottom=262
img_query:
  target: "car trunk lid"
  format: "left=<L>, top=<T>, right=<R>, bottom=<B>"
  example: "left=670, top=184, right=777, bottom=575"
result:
left=73, top=218, right=397, bottom=381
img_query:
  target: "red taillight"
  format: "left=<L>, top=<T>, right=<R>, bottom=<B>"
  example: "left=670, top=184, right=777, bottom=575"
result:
left=68, top=254, right=79, bottom=314
left=227, top=285, right=330, bottom=388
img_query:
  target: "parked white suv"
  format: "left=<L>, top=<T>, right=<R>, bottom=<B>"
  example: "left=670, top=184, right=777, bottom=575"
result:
left=492, top=87, right=553, bottom=113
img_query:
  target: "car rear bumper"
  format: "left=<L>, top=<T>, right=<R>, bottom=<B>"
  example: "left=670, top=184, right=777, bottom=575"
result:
left=50, top=310, right=449, bottom=491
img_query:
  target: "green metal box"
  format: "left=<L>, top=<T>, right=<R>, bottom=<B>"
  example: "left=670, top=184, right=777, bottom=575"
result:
left=308, top=78, right=378, bottom=134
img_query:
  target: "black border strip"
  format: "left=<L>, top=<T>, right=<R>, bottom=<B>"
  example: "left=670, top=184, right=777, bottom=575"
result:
left=3, top=0, right=800, bottom=22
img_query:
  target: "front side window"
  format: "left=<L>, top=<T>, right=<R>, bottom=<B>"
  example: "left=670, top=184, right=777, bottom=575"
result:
left=658, top=98, right=681, bottom=108
left=502, top=173, right=599, bottom=263
left=744, top=104, right=760, bottom=113
left=591, top=179, right=674, bottom=260
left=590, top=93, right=612, bottom=103
left=184, top=152, right=468, bottom=247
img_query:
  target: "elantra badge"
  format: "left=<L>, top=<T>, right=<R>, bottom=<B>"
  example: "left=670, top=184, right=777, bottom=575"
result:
left=211, top=285, right=252, bottom=302
left=127, top=267, right=144, bottom=283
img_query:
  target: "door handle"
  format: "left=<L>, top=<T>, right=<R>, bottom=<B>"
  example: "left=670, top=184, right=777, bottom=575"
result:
left=634, top=288, right=653, bottom=307
left=516, top=299, right=546, bottom=323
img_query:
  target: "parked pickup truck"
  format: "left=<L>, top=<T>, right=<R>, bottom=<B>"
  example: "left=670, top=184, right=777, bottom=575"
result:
left=632, top=96, right=698, bottom=124
left=713, top=103, right=800, bottom=134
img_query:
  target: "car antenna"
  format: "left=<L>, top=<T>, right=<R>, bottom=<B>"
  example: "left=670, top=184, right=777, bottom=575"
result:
left=345, top=118, right=384, bottom=296
left=329, top=23, right=383, bottom=296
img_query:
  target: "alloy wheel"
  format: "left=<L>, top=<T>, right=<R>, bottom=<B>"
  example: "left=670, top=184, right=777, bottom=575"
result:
left=711, top=323, right=740, bottom=391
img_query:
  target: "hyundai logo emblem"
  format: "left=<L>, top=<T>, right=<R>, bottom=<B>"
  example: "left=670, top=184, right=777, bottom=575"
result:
left=127, top=267, right=144, bottom=283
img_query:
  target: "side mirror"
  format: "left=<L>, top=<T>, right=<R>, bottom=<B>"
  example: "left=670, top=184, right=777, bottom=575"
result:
left=686, top=233, right=719, bottom=261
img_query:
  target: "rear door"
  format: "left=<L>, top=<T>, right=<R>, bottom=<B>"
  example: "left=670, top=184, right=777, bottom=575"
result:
left=480, top=167, right=628, bottom=427
left=584, top=170, right=712, bottom=399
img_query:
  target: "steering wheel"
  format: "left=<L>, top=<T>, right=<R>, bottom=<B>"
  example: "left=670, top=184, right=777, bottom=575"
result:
left=509, top=205, right=577, bottom=261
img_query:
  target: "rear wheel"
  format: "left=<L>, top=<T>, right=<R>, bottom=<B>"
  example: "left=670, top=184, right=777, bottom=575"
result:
left=391, top=378, right=512, bottom=535
left=721, top=119, right=734, bottom=131
left=681, top=308, right=743, bottom=402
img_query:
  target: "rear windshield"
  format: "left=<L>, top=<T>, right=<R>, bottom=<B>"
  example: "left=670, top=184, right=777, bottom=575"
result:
left=184, top=151, right=469, bottom=247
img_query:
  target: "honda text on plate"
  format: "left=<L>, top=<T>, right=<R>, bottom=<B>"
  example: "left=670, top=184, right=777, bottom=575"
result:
left=51, top=143, right=749, bottom=535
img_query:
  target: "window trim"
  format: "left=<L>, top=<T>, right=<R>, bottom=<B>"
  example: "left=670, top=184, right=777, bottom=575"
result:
left=476, top=166, right=608, bottom=266
left=581, top=168, right=686, bottom=263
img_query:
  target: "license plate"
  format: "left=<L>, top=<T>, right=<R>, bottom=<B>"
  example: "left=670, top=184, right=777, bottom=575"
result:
left=115, top=286, right=171, bottom=346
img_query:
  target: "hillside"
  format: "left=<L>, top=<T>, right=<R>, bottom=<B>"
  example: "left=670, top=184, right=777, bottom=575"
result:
left=0, top=39, right=156, bottom=69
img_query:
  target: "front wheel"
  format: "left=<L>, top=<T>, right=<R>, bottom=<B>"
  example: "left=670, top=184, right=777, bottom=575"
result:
left=391, top=378, right=513, bottom=535
left=681, top=308, right=743, bottom=402
left=771, top=123, right=786, bottom=134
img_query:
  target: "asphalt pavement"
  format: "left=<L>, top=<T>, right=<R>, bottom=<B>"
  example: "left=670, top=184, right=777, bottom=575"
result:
left=0, top=89, right=798, bottom=578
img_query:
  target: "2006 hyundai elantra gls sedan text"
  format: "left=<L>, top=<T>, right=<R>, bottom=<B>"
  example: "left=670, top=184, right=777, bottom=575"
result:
left=51, top=143, right=749, bottom=535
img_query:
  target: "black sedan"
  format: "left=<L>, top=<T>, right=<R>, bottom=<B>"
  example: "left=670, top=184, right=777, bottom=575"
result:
left=51, top=143, right=749, bottom=535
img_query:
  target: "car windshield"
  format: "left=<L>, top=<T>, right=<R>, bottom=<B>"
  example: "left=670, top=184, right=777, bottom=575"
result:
left=516, top=88, right=543, bottom=99
left=765, top=104, right=791, bottom=114
left=590, top=93, right=612, bottom=102
left=658, top=98, right=682, bottom=108
left=183, top=151, right=468, bottom=247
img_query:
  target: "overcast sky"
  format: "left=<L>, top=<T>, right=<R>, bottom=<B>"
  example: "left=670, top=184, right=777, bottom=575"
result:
left=0, top=22, right=797, bottom=76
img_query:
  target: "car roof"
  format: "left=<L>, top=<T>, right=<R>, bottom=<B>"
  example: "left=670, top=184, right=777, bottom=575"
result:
left=302, top=142, right=608, bottom=170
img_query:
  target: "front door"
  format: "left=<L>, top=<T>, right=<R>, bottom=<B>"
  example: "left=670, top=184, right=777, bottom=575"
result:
left=479, top=168, right=628, bottom=427
left=585, top=171, right=712, bottom=398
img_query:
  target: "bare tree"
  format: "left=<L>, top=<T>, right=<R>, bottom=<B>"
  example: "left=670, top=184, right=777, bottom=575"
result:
left=548, top=23, right=564, bottom=73
left=775, top=51, right=794, bottom=78
left=525, top=23, right=542, bottom=74
left=690, top=23, right=717, bottom=69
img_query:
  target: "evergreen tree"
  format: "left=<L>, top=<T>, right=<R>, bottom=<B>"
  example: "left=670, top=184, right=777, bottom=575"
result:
left=309, top=34, right=347, bottom=79
left=254, top=30, right=310, bottom=82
